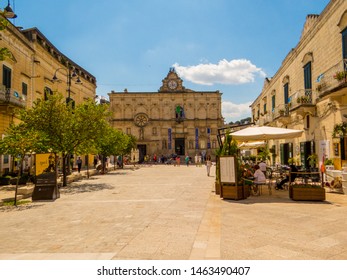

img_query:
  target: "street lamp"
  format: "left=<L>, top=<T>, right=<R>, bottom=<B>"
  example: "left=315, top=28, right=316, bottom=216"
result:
left=52, top=67, right=82, bottom=176
left=3, top=0, right=17, bottom=18
left=52, top=67, right=81, bottom=108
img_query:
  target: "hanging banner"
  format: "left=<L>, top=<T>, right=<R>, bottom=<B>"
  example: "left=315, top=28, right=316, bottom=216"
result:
left=207, top=127, right=211, bottom=149
left=168, top=128, right=172, bottom=150
left=195, top=128, right=199, bottom=149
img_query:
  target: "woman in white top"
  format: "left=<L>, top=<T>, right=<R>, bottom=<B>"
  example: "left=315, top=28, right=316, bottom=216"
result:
left=253, top=164, right=266, bottom=183
left=252, top=164, right=266, bottom=195
left=205, top=155, right=212, bottom=176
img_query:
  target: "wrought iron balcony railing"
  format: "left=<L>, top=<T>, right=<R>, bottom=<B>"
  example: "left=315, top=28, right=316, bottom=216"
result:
left=315, top=59, right=347, bottom=96
left=0, top=85, right=27, bottom=108
left=289, top=89, right=316, bottom=110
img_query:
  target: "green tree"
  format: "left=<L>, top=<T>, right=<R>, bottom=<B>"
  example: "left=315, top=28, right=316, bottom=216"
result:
left=0, top=14, right=13, bottom=61
left=19, top=94, right=111, bottom=186
left=0, top=124, right=47, bottom=206
left=257, top=145, right=270, bottom=162
left=95, top=125, right=136, bottom=173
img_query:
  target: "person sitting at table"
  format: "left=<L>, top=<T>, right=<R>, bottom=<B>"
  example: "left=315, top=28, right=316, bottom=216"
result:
left=276, top=164, right=298, bottom=190
left=252, top=164, right=266, bottom=195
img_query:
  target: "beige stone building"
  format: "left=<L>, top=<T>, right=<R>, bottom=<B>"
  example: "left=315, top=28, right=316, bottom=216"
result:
left=109, top=68, right=223, bottom=162
left=0, top=16, right=96, bottom=174
left=250, top=0, right=347, bottom=170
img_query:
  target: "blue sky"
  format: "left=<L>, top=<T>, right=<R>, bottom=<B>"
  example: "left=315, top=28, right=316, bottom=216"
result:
left=9, top=0, right=329, bottom=123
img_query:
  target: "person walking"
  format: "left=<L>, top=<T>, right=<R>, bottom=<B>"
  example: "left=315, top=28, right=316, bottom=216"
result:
left=185, top=155, right=190, bottom=167
left=206, top=155, right=212, bottom=176
left=76, top=157, right=82, bottom=173
left=198, top=154, right=202, bottom=167
left=176, top=156, right=181, bottom=166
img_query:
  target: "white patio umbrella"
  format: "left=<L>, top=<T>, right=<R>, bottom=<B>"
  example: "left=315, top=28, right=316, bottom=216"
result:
left=230, top=125, right=303, bottom=141
left=238, top=141, right=266, bottom=149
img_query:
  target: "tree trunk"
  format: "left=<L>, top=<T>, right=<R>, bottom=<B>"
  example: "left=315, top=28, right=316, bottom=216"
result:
left=14, top=158, right=23, bottom=207
left=86, top=155, right=90, bottom=178
left=62, top=154, right=68, bottom=187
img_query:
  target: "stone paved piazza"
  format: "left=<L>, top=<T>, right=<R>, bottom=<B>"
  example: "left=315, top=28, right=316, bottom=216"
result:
left=1, top=164, right=347, bottom=260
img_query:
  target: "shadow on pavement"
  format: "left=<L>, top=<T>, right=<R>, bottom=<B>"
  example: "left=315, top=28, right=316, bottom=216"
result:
left=59, top=183, right=114, bottom=195
left=0, top=203, right=44, bottom=213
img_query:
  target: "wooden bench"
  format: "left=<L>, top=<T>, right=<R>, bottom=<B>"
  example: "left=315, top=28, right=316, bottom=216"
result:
left=32, top=172, right=60, bottom=201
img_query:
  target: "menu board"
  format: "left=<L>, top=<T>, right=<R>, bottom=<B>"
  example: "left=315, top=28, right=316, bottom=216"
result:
left=220, top=156, right=236, bottom=183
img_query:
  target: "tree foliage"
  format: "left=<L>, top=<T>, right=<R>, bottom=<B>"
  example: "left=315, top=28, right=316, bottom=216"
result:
left=95, top=125, right=137, bottom=172
left=0, top=15, right=13, bottom=61
left=0, top=124, right=47, bottom=205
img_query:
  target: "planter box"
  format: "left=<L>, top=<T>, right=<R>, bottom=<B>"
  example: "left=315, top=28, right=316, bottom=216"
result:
left=0, top=177, right=10, bottom=186
left=290, top=185, right=326, bottom=201
left=243, top=184, right=251, bottom=198
left=221, top=184, right=246, bottom=200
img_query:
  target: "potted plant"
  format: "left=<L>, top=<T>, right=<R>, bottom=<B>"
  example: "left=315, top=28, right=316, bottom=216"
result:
left=307, top=153, right=318, bottom=171
left=333, top=122, right=347, bottom=138
left=333, top=70, right=347, bottom=82
left=324, top=158, right=334, bottom=170
left=288, top=157, right=295, bottom=165
left=324, top=158, right=334, bottom=166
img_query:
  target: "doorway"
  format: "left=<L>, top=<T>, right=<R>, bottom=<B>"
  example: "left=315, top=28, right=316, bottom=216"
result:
left=300, top=141, right=315, bottom=169
left=280, top=143, right=293, bottom=165
left=137, top=144, right=146, bottom=163
left=175, top=138, right=185, bottom=156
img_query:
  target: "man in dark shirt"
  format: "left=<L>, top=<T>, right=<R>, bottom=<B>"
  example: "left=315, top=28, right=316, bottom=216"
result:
left=276, top=165, right=298, bottom=190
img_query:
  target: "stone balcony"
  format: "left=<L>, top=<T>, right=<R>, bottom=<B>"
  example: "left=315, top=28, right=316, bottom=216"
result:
left=0, top=85, right=27, bottom=108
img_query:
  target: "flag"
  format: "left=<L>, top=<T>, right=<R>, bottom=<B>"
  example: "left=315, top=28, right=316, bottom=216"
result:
left=320, top=154, right=326, bottom=173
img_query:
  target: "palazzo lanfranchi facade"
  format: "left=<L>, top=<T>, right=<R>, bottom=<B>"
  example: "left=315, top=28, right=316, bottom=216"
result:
left=108, top=68, right=224, bottom=162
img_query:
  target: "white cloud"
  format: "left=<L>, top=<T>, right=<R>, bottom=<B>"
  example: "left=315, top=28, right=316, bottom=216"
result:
left=173, top=59, right=266, bottom=86
left=222, top=101, right=252, bottom=122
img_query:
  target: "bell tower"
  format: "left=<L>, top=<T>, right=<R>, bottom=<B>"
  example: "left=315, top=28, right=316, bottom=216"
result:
left=159, top=68, right=185, bottom=92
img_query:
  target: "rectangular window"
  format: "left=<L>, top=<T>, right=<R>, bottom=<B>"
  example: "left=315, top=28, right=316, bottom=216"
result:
left=263, top=103, right=267, bottom=114
left=284, top=83, right=289, bottom=104
left=3, top=155, right=9, bottom=164
left=22, top=82, right=28, bottom=98
left=272, top=95, right=276, bottom=111
left=126, top=128, right=131, bottom=134
left=152, top=127, right=157, bottom=135
left=305, top=115, right=310, bottom=130
left=342, top=28, right=347, bottom=61
left=2, top=65, right=11, bottom=89
left=304, top=62, right=312, bottom=90
left=44, top=87, right=53, bottom=101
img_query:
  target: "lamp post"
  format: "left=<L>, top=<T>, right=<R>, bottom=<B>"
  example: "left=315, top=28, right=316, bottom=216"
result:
left=3, top=0, right=17, bottom=18
left=52, top=67, right=81, bottom=108
left=52, top=67, right=81, bottom=178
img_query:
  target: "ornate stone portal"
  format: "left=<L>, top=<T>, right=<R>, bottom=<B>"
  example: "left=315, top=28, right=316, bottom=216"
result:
left=108, top=68, right=223, bottom=162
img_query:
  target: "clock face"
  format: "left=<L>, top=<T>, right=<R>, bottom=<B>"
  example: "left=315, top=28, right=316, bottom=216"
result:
left=168, top=80, right=178, bottom=90
left=134, top=113, right=149, bottom=127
